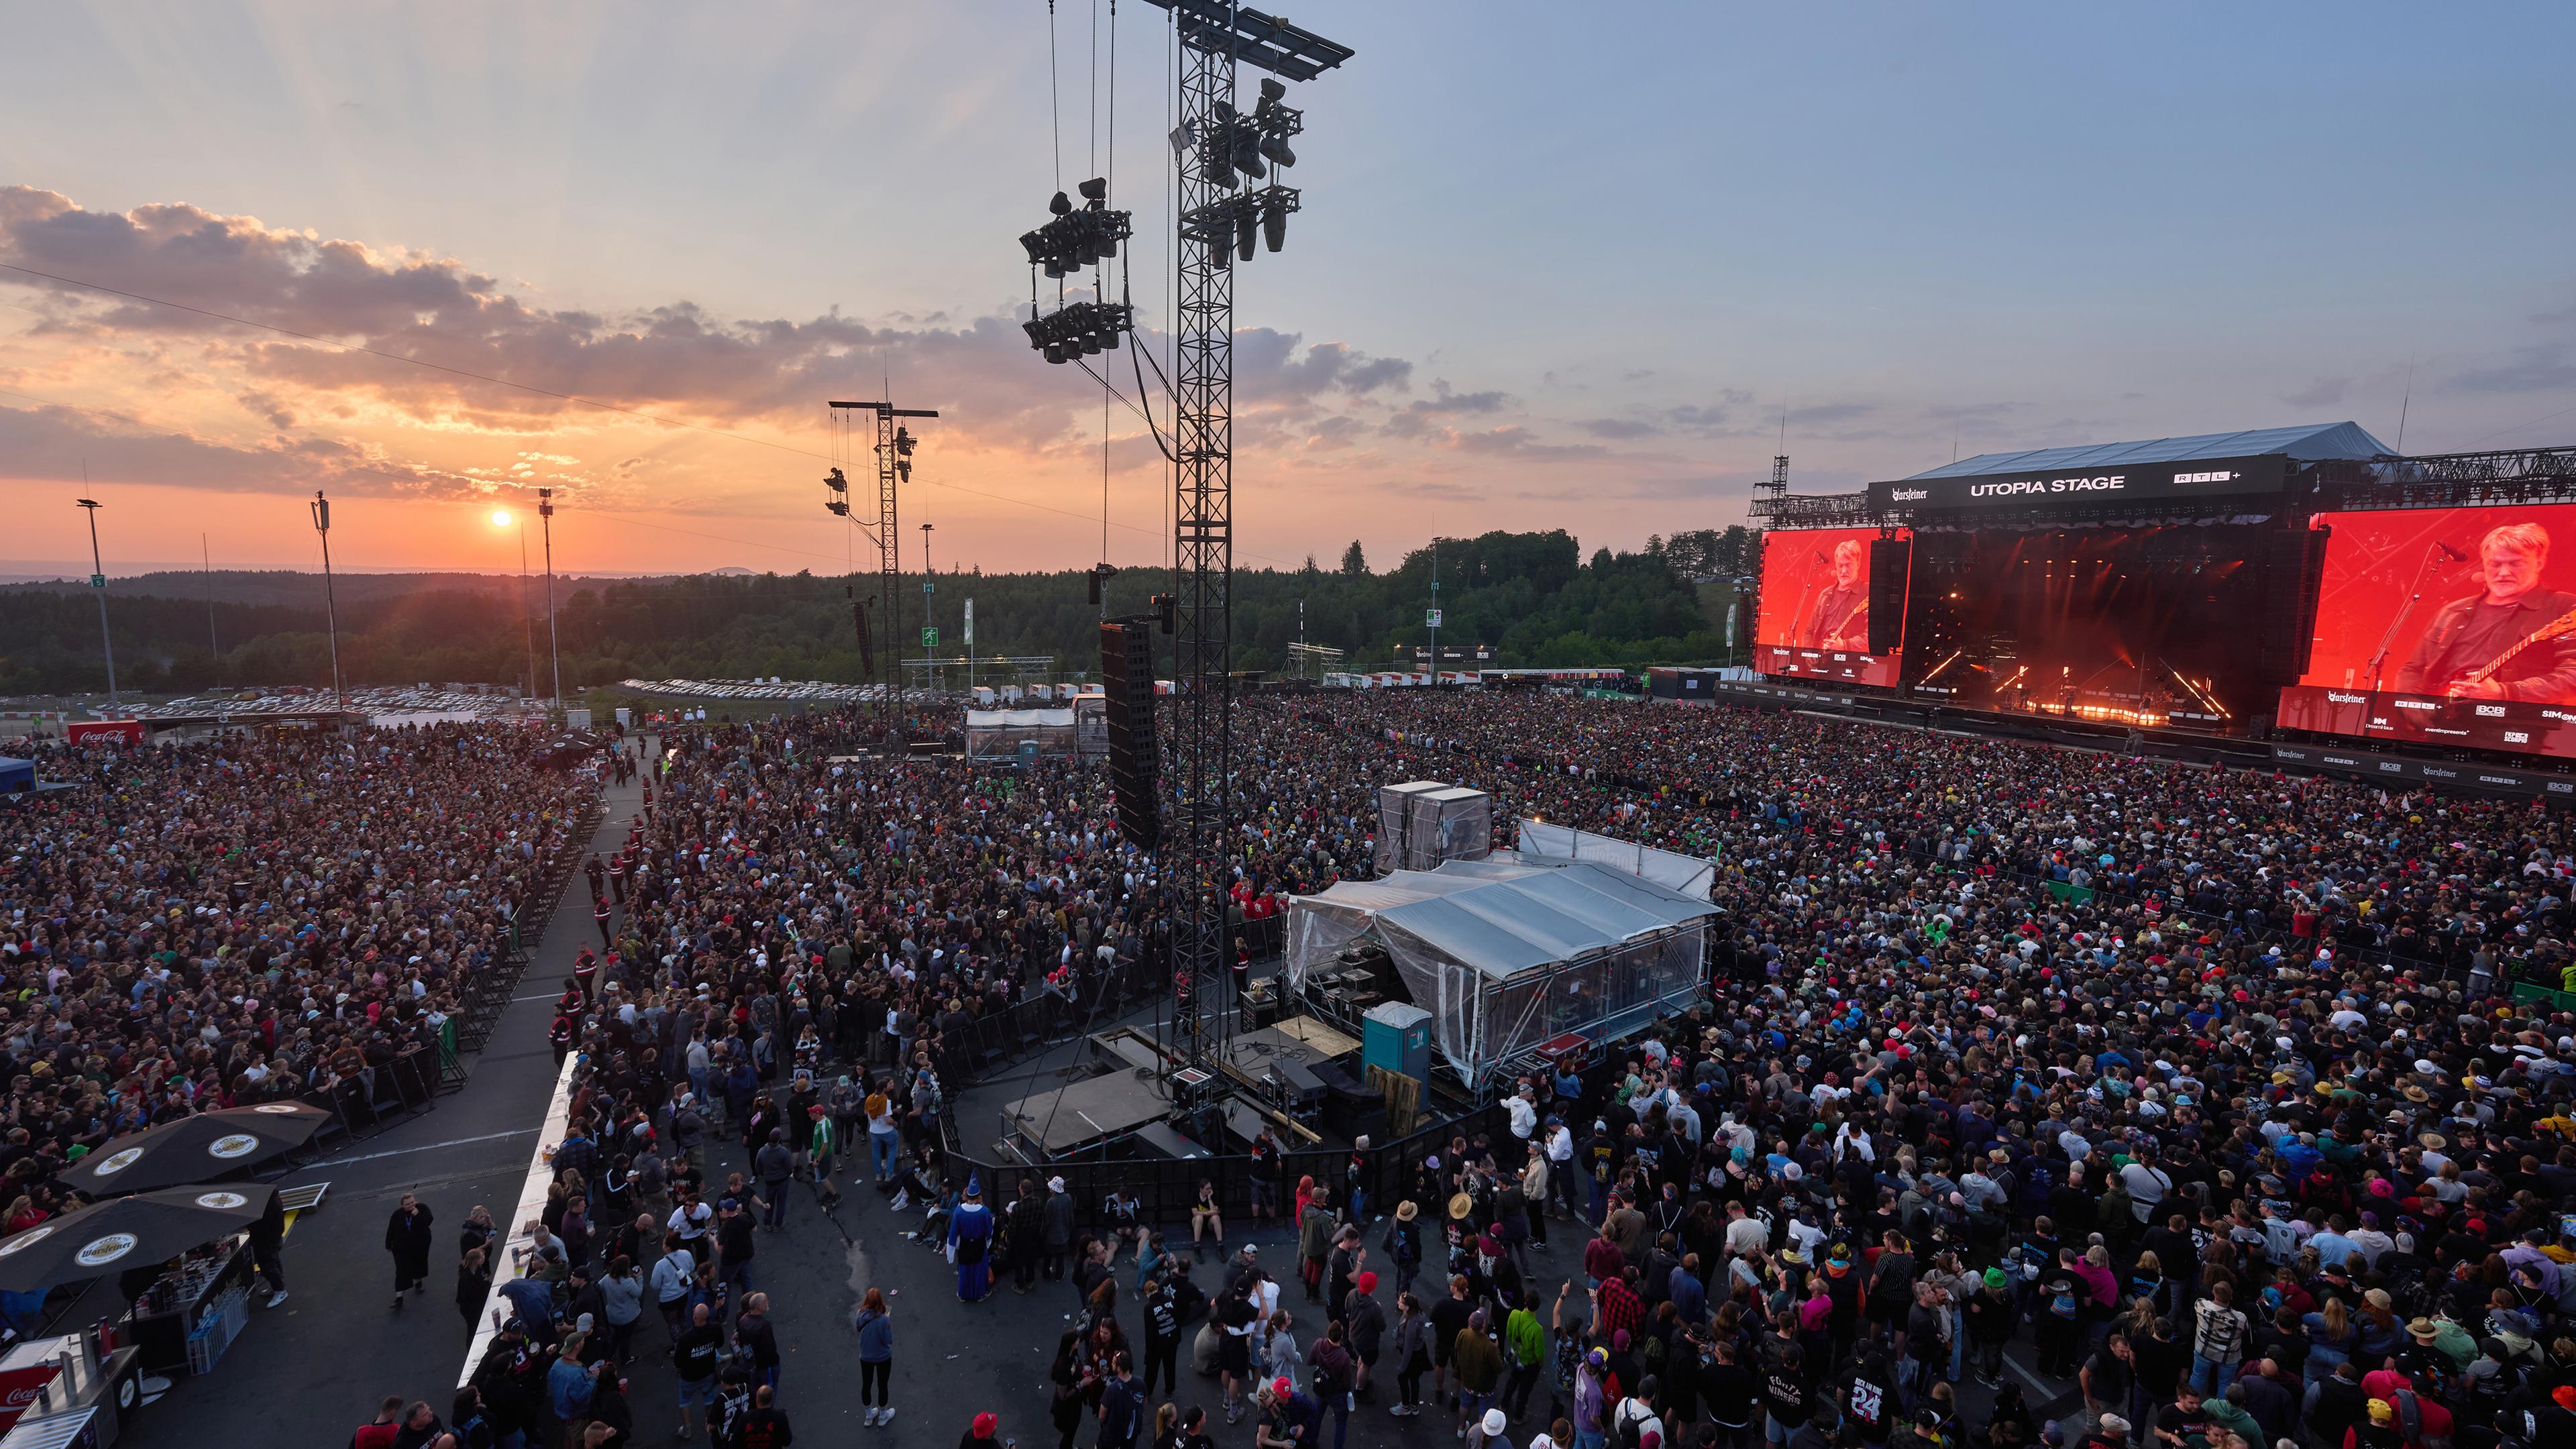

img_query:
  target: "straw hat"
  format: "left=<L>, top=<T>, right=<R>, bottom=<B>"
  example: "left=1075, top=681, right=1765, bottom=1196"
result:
left=1448, top=1192, right=1474, bottom=1222
left=1396, top=1200, right=1419, bottom=1222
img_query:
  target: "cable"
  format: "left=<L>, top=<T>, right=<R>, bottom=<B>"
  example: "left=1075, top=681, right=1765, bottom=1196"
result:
left=1047, top=0, right=1063, bottom=193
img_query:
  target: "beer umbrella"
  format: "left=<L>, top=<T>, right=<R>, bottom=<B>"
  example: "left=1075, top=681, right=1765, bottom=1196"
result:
left=0, top=1185, right=274, bottom=1295
left=58, top=1103, right=331, bottom=1198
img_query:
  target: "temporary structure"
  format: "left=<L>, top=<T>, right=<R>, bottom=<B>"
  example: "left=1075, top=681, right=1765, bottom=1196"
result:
left=1285, top=857, right=1714, bottom=1091
left=1515, top=818, right=1714, bottom=899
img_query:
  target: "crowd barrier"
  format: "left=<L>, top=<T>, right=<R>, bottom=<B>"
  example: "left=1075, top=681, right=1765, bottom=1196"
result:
left=455, top=1050, right=582, bottom=1389
left=933, top=915, right=1289, bottom=1085
left=941, top=1098, right=1513, bottom=1234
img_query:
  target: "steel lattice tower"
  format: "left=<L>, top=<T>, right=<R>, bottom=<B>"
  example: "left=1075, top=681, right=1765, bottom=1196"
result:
left=831, top=399, right=937, bottom=727
left=1146, top=0, right=1351, bottom=1067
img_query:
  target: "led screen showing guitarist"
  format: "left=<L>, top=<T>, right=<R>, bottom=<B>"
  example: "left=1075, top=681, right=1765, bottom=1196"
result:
left=2393, top=522, right=2576, bottom=702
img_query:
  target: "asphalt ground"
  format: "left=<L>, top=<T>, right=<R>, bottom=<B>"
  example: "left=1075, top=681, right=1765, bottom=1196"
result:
left=97, top=749, right=648, bottom=1449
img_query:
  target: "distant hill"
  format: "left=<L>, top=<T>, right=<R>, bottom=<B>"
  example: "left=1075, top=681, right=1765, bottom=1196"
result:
left=0, top=529, right=1756, bottom=696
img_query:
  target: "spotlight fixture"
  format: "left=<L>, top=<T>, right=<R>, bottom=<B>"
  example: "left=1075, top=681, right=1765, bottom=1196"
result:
left=1012, top=178, right=1132, bottom=278
left=1234, top=195, right=1260, bottom=262
left=1018, top=300, right=1136, bottom=364
left=823, top=466, right=851, bottom=517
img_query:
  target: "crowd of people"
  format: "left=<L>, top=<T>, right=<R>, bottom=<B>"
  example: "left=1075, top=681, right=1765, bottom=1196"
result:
left=113, top=684, right=2566, bottom=1449
left=0, top=724, right=590, bottom=1308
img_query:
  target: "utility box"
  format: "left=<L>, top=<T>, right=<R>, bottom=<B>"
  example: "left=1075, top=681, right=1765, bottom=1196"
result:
left=1362, top=1001, right=1432, bottom=1088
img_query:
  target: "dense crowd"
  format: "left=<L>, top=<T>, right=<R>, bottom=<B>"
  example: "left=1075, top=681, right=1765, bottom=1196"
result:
left=337, top=688, right=2576, bottom=1449
left=0, top=726, right=588, bottom=1254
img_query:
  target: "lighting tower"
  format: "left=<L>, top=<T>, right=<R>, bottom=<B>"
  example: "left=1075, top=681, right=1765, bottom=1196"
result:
left=74, top=498, right=117, bottom=706
left=828, top=400, right=938, bottom=727
left=1143, top=0, right=1352, bottom=1066
left=309, top=490, right=343, bottom=709
left=538, top=487, right=561, bottom=708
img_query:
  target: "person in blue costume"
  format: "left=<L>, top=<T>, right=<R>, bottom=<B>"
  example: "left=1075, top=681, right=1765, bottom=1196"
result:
left=949, top=1174, right=996, bottom=1301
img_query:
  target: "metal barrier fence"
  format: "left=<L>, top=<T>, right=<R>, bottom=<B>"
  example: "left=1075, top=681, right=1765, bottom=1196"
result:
left=935, top=914, right=1290, bottom=1086
left=938, top=1097, right=1512, bottom=1236
left=290, top=1044, right=442, bottom=1152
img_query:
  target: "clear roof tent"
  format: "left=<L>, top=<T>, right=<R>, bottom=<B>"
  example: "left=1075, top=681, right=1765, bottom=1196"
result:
left=1285, top=857, right=1716, bottom=1091
left=1904, top=421, right=2391, bottom=481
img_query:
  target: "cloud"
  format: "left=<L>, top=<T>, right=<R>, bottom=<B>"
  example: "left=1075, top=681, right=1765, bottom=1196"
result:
left=2281, top=376, right=2351, bottom=408
left=1785, top=401, right=1876, bottom=425
left=0, top=398, right=474, bottom=499
left=0, top=189, right=1423, bottom=464
left=2449, top=345, right=2576, bottom=395
left=1383, top=381, right=1513, bottom=439
left=1434, top=425, right=1606, bottom=461
left=1237, top=335, right=1413, bottom=402
left=1576, top=417, right=1662, bottom=439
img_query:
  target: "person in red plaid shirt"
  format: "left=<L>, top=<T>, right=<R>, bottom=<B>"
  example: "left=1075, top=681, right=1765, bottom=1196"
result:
left=1593, top=1263, right=1645, bottom=1345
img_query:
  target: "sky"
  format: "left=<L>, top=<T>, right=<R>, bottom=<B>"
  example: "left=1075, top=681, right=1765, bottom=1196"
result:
left=2, top=2, right=2573, bottom=580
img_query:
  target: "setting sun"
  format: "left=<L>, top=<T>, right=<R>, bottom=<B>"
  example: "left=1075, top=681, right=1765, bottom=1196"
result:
left=490, top=508, right=512, bottom=527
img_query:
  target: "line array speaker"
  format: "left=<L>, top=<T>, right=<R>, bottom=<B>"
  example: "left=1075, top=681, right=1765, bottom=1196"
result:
left=1867, top=537, right=1911, bottom=656
left=1098, top=619, right=1160, bottom=851
left=2257, top=526, right=2330, bottom=680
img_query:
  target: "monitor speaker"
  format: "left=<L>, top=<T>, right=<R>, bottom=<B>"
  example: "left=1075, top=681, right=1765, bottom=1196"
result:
left=1867, top=537, right=1910, bottom=656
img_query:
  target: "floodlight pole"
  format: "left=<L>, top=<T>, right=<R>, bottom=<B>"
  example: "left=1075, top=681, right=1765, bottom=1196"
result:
left=75, top=498, right=117, bottom=706
left=518, top=523, right=538, bottom=704
left=830, top=400, right=938, bottom=730
left=539, top=488, right=560, bottom=709
left=1145, top=0, right=1352, bottom=1071
left=309, top=490, right=343, bottom=710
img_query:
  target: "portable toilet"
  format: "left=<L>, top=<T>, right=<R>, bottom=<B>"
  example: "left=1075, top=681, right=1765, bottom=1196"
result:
left=1361, top=1001, right=1432, bottom=1089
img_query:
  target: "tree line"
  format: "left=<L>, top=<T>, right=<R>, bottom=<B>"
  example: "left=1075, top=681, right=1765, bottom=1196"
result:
left=0, top=526, right=1761, bottom=696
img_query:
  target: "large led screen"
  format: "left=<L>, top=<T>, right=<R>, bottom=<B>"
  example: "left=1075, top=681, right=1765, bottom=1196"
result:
left=1756, top=527, right=1904, bottom=687
left=2279, top=504, right=2576, bottom=760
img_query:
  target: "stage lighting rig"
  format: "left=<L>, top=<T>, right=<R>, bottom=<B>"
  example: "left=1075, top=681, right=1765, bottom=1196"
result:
left=1016, top=177, right=1133, bottom=279
left=822, top=465, right=851, bottom=517
left=1177, top=84, right=1303, bottom=266
left=1021, top=299, right=1136, bottom=364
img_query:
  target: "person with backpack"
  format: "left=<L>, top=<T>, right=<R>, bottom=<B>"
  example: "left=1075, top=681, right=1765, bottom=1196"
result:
left=1307, top=1324, right=1356, bottom=1449
left=2363, top=1367, right=2457, bottom=1449
left=1608, top=1379, right=1664, bottom=1449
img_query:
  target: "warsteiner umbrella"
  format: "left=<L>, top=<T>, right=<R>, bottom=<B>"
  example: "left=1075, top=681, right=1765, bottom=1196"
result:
left=58, top=1103, right=332, bottom=1198
left=0, top=1185, right=274, bottom=1295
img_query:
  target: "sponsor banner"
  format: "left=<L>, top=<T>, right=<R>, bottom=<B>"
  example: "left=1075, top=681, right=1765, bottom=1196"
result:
left=1868, top=453, right=2288, bottom=513
left=2275, top=683, right=2576, bottom=763
left=1756, top=643, right=1897, bottom=688
left=2268, top=741, right=2576, bottom=798
left=1710, top=680, right=1858, bottom=709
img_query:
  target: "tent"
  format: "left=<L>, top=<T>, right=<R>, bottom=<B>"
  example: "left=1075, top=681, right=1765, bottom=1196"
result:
left=1286, top=857, right=1716, bottom=1090
left=0, top=757, right=31, bottom=795
left=1515, top=818, right=1713, bottom=899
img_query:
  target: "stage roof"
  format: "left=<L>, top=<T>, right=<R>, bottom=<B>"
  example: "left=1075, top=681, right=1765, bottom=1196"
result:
left=1905, top=421, right=2391, bottom=481
left=1301, top=856, right=1717, bottom=980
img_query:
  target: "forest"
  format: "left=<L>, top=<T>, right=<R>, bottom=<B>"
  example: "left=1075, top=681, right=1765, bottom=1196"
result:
left=0, top=527, right=1758, bottom=696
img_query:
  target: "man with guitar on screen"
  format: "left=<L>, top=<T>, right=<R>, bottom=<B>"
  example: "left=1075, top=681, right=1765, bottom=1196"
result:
left=2393, top=521, right=2576, bottom=703
left=1800, top=538, right=1872, bottom=651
